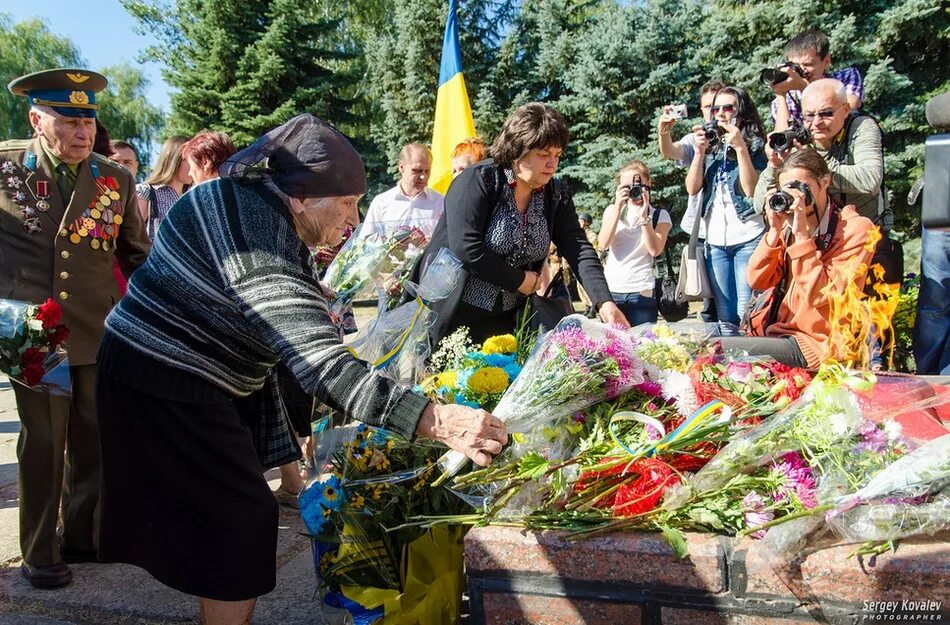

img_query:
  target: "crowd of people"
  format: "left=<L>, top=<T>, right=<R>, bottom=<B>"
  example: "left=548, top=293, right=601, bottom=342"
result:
left=0, top=23, right=947, bottom=625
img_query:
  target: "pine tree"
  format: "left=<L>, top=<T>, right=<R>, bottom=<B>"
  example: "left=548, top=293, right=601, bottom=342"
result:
left=219, top=0, right=360, bottom=146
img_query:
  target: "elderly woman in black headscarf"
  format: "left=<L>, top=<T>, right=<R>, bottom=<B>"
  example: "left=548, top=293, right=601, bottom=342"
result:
left=95, top=114, right=507, bottom=624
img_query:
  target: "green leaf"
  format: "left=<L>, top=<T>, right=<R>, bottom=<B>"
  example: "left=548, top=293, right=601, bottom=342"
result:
left=659, top=525, right=689, bottom=559
left=516, top=451, right=550, bottom=481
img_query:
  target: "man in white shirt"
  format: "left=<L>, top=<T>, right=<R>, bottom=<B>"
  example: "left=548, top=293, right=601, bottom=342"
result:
left=360, top=143, right=444, bottom=238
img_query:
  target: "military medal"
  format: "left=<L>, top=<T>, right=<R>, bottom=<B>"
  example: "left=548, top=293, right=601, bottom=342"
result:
left=65, top=167, right=124, bottom=250
left=35, top=180, right=50, bottom=212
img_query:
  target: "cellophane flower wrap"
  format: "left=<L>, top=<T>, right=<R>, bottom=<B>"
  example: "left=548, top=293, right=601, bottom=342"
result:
left=301, top=421, right=470, bottom=625
left=0, top=298, right=71, bottom=395
left=437, top=314, right=645, bottom=479
left=323, top=222, right=429, bottom=314
left=346, top=248, right=462, bottom=386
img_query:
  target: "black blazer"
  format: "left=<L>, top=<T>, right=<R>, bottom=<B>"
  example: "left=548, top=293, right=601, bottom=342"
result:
left=415, top=160, right=611, bottom=344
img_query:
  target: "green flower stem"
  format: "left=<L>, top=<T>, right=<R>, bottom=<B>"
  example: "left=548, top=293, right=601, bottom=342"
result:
left=738, top=504, right=834, bottom=537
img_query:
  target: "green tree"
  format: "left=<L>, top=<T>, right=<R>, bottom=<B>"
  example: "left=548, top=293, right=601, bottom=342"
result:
left=122, top=0, right=272, bottom=137
left=219, top=0, right=360, bottom=145
left=0, top=13, right=81, bottom=139
left=97, top=63, right=165, bottom=164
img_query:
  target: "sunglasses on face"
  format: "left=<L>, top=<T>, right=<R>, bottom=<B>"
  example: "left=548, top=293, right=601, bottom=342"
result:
left=803, top=107, right=841, bottom=122
left=710, top=104, right=736, bottom=114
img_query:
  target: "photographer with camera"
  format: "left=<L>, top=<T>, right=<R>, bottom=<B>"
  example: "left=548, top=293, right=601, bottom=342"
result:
left=720, top=149, right=875, bottom=367
left=658, top=79, right=726, bottom=323
left=685, top=85, right=768, bottom=327
left=763, top=29, right=864, bottom=131
left=599, top=161, right=672, bottom=326
left=754, top=79, right=884, bottom=221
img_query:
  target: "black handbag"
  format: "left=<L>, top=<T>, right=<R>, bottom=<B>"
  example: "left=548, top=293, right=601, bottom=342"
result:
left=528, top=270, right=574, bottom=333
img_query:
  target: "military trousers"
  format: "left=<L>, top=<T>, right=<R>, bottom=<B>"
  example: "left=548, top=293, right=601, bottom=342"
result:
left=13, top=364, right=99, bottom=566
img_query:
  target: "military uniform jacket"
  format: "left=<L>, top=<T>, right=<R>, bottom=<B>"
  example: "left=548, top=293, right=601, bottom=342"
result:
left=0, top=138, right=150, bottom=365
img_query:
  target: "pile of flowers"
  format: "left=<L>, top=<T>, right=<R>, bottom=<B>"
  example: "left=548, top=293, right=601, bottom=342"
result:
left=0, top=298, right=70, bottom=391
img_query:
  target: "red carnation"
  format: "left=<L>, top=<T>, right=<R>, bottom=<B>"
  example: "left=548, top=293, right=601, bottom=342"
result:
left=21, top=363, right=45, bottom=387
left=20, top=347, right=45, bottom=368
left=47, top=326, right=70, bottom=348
left=35, top=299, right=63, bottom=329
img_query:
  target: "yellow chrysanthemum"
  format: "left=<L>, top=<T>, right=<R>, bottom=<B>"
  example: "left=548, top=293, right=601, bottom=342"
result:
left=467, top=367, right=510, bottom=394
left=436, top=371, right=458, bottom=388
left=482, top=334, right=518, bottom=354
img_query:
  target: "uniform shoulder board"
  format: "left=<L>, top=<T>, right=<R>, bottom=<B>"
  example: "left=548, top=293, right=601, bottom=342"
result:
left=0, top=139, right=34, bottom=153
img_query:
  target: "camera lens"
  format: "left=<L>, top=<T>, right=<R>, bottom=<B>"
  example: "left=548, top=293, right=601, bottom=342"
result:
left=768, top=131, right=792, bottom=152
left=768, top=191, right=793, bottom=213
left=629, top=185, right=643, bottom=200
left=759, top=68, right=787, bottom=86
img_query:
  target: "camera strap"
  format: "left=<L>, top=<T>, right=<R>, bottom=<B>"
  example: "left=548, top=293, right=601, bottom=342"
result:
left=815, top=202, right=841, bottom=252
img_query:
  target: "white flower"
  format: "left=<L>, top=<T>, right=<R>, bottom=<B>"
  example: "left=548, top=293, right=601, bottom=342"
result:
left=661, top=370, right=699, bottom=418
left=882, top=419, right=903, bottom=443
left=27, top=319, right=43, bottom=332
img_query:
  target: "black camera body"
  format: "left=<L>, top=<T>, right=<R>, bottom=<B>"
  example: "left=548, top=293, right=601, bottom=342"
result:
left=767, top=120, right=813, bottom=152
left=625, top=174, right=650, bottom=201
left=769, top=180, right=814, bottom=213
left=702, top=120, right=724, bottom=149
left=760, top=62, right=808, bottom=87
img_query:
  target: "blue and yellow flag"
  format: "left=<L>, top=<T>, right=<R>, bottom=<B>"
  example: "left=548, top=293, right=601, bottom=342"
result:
left=429, top=0, right=477, bottom=195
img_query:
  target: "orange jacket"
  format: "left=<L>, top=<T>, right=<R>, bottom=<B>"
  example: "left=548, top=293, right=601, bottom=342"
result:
left=747, top=205, right=876, bottom=368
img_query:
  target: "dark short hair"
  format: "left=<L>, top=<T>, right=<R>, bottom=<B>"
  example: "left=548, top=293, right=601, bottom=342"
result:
left=110, top=140, right=138, bottom=160
left=776, top=147, right=831, bottom=179
left=181, top=131, right=238, bottom=173
left=489, top=103, right=569, bottom=168
left=700, top=79, right=727, bottom=96
left=785, top=29, right=830, bottom=60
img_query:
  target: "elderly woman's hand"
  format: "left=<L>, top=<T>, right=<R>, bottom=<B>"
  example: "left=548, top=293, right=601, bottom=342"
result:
left=598, top=301, right=630, bottom=328
left=416, top=404, right=508, bottom=467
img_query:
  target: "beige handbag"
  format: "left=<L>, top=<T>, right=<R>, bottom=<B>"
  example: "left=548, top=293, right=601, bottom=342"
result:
left=675, top=199, right=713, bottom=302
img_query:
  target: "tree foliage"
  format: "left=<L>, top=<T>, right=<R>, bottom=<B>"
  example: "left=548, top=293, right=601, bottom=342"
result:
left=117, top=0, right=948, bottom=233
left=0, top=14, right=163, bottom=161
left=0, top=14, right=81, bottom=139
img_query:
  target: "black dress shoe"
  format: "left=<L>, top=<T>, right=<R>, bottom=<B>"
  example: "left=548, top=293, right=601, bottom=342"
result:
left=20, top=562, right=73, bottom=588
left=60, top=548, right=101, bottom=564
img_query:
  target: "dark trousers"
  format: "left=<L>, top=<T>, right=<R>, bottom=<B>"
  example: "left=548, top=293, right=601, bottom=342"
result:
left=13, top=364, right=99, bottom=566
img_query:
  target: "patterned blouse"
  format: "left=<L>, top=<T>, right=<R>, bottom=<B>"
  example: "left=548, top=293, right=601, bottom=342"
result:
left=461, top=169, right=550, bottom=312
left=135, top=183, right=181, bottom=239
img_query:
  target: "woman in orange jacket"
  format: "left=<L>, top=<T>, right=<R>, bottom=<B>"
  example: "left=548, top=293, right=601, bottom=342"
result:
left=718, top=148, right=876, bottom=367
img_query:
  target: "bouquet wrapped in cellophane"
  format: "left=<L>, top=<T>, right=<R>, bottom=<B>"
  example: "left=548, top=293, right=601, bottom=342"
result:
left=301, top=422, right=469, bottom=625
left=0, top=298, right=71, bottom=394
left=346, top=248, right=462, bottom=386
left=322, top=222, right=429, bottom=326
left=301, top=325, right=528, bottom=624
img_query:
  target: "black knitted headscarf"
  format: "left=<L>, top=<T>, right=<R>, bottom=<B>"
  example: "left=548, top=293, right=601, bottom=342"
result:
left=219, top=114, right=367, bottom=199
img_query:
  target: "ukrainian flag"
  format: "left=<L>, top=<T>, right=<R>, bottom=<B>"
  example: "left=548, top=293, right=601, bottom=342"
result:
left=429, top=0, right=477, bottom=195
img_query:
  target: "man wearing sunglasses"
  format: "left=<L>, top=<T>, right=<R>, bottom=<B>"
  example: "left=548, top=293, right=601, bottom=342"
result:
left=755, top=78, right=884, bottom=222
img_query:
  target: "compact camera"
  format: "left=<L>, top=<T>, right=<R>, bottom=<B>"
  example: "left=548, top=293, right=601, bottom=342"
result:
left=759, top=62, right=808, bottom=87
left=665, top=103, right=688, bottom=119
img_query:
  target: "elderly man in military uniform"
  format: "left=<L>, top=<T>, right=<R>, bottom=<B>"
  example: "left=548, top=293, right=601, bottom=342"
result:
left=1, top=68, right=150, bottom=587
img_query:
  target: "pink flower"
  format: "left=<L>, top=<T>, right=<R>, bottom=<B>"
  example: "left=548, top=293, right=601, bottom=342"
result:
left=771, top=452, right=818, bottom=509
left=855, top=419, right=889, bottom=455
left=742, top=492, right=774, bottom=539
left=726, top=361, right=753, bottom=383
left=635, top=380, right=663, bottom=398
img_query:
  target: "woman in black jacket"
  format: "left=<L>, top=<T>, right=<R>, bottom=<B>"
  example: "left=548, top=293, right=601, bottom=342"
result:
left=421, top=103, right=627, bottom=345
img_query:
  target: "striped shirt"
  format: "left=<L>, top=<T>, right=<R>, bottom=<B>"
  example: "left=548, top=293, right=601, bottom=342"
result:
left=105, top=177, right=429, bottom=441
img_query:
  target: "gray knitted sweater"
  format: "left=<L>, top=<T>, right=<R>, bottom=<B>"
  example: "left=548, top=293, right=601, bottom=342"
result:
left=104, top=177, right=428, bottom=440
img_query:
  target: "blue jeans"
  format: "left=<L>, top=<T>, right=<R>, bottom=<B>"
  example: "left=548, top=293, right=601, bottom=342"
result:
left=611, top=291, right=658, bottom=327
left=913, top=227, right=950, bottom=375
left=705, top=234, right=762, bottom=326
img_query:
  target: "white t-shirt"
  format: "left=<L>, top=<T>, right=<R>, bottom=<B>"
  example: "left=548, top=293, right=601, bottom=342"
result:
left=603, top=205, right=672, bottom=294
left=703, top=183, right=765, bottom=247
left=359, top=185, right=444, bottom=239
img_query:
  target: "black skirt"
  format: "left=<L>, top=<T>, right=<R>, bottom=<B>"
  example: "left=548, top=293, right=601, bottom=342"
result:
left=97, top=356, right=279, bottom=601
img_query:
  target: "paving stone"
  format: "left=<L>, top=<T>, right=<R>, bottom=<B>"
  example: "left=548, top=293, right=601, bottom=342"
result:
left=661, top=608, right=821, bottom=625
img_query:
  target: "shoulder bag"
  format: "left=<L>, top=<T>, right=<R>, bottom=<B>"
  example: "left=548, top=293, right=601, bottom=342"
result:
left=675, top=194, right=712, bottom=303
left=651, top=208, right=688, bottom=322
